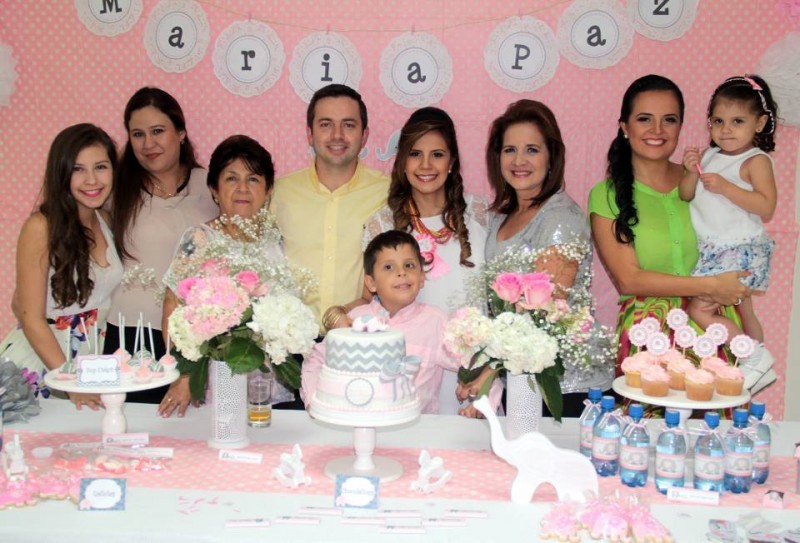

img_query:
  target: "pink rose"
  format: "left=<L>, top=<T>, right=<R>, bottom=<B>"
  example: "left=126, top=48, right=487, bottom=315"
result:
left=517, top=273, right=554, bottom=310
left=235, top=270, right=261, bottom=294
left=491, top=273, right=523, bottom=303
left=176, top=276, right=198, bottom=300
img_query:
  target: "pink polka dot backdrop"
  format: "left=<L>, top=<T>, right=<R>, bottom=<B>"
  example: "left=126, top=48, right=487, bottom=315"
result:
left=0, top=1, right=797, bottom=415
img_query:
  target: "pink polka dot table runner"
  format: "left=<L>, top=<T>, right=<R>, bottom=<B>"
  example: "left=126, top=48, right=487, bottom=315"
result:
left=8, top=430, right=798, bottom=508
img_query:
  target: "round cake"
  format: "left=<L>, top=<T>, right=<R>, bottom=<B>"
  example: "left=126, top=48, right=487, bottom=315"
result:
left=309, top=323, right=421, bottom=427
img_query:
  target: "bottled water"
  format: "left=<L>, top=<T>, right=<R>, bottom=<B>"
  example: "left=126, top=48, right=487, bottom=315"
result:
left=620, top=403, right=649, bottom=487
left=591, top=396, right=622, bottom=476
left=693, top=412, right=725, bottom=493
left=724, top=408, right=754, bottom=494
left=579, top=387, right=603, bottom=458
left=655, top=409, right=686, bottom=494
left=749, top=402, right=770, bottom=484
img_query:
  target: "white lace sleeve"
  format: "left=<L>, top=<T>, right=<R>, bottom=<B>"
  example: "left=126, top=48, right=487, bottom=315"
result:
left=362, top=205, right=394, bottom=250
left=465, top=193, right=490, bottom=228
left=162, top=226, right=213, bottom=292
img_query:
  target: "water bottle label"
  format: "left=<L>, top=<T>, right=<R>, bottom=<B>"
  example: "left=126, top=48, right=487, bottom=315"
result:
left=655, top=453, right=685, bottom=478
left=694, top=454, right=724, bottom=481
left=580, top=425, right=593, bottom=450
left=620, top=444, right=648, bottom=470
left=753, top=445, right=770, bottom=469
left=592, top=436, right=619, bottom=461
left=724, top=452, right=752, bottom=477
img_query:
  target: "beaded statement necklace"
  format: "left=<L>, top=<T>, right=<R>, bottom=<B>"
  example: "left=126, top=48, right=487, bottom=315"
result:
left=407, top=198, right=455, bottom=244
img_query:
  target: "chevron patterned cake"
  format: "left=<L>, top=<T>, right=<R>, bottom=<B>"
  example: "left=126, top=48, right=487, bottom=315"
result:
left=309, top=326, right=421, bottom=427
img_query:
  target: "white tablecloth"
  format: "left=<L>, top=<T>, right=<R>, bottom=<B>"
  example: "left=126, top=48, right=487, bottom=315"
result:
left=1, top=399, right=798, bottom=542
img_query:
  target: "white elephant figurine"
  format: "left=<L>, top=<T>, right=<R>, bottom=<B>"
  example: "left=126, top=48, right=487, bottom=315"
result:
left=472, top=396, right=598, bottom=504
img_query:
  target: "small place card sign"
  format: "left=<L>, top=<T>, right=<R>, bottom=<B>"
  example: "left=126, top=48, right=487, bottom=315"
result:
left=77, top=355, right=121, bottom=386
left=334, top=474, right=379, bottom=509
left=102, top=433, right=149, bottom=447
left=218, top=450, right=263, bottom=464
left=666, top=486, right=719, bottom=505
left=79, top=478, right=127, bottom=511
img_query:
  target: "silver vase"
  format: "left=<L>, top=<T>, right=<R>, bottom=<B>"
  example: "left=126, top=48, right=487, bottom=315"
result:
left=208, top=359, right=249, bottom=449
left=506, top=373, right=542, bottom=439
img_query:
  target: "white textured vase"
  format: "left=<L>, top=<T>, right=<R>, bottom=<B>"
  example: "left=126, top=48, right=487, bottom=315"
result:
left=506, top=373, right=542, bottom=440
left=208, top=360, right=249, bottom=449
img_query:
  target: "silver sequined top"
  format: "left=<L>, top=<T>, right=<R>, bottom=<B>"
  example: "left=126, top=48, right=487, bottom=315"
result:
left=485, top=190, right=614, bottom=394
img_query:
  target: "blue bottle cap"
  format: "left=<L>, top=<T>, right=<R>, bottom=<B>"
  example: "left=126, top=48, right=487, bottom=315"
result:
left=629, top=403, right=644, bottom=420
left=600, top=396, right=615, bottom=410
left=733, top=408, right=749, bottom=424
left=588, top=387, right=602, bottom=401
left=665, top=410, right=680, bottom=426
left=749, top=401, right=765, bottom=418
left=703, top=411, right=720, bottom=429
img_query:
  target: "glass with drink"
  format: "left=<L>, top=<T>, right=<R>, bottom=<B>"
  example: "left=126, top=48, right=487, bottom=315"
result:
left=247, top=370, right=273, bottom=428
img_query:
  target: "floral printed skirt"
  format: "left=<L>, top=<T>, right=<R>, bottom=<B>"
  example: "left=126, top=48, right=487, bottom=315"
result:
left=0, top=308, right=108, bottom=398
left=693, top=233, right=774, bottom=291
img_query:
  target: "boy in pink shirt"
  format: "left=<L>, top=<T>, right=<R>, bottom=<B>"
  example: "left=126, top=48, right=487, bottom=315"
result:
left=301, top=231, right=454, bottom=414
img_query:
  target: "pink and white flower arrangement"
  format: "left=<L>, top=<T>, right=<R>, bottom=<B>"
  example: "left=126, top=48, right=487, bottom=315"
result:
left=169, top=265, right=317, bottom=400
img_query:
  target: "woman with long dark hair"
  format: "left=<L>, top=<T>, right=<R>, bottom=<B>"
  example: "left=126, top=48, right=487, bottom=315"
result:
left=2, top=123, right=122, bottom=409
left=588, top=75, right=750, bottom=378
left=103, top=87, right=217, bottom=403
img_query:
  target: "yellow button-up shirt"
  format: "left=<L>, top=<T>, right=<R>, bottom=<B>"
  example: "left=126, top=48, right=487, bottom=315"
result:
left=271, top=162, right=389, bottom=324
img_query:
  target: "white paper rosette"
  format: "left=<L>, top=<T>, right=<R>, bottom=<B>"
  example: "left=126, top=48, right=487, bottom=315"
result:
left=673, top=325, right=697, bottom=349
left=756, top=31, right=800, bottom=128
left=645, top=332, right=670, bottom=355
left=639, top=317, right=660, bottom=336
left=666, top=308, right=689, bottom=330
left=729, top=334, right=755, bottom=359
left=693, top=335, right=717, bottom=358
left=628, top=323, right=649, bottom=347
left=705, top=323, right=729, bottom=346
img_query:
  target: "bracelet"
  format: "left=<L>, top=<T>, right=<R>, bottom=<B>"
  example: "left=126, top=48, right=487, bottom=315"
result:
left=322, top=305, right=347, bottom=332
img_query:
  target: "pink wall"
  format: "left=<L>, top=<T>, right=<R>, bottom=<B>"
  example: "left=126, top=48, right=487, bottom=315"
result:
left=0, top=1, right=797, bottom=414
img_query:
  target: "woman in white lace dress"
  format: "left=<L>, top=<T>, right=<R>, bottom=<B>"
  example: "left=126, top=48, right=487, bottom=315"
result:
left=360, top=107, right=489, bottom=415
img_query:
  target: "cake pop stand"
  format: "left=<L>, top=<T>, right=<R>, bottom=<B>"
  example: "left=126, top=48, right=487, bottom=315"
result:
left=310, top=410, right=420, bottom=483
left=44, top=369, right=179, bottom=434
left=612, top=376, right=750, bottom=425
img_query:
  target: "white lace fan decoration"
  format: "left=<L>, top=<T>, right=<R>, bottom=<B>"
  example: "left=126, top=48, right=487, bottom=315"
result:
left=0, top=43, right=18, bottom=108
left=756, top=31, right=800, bottom=128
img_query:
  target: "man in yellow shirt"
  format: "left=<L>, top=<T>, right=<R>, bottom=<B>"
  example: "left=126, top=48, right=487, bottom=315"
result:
left=272, top=84, right=389, bottom=331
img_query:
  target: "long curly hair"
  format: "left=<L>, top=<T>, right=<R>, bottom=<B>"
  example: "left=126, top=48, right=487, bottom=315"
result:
left=111, top=87, right=199, bottom=259
left=388, top=107, right=473, bottom=267
left=39, top=124, right=118, bottom=309
left=606, top=74, right=685, bottom=244
left=486, top=99, right=565, bottom=214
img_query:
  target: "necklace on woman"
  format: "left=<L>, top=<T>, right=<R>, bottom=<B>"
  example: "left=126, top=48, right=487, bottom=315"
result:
left=407, top=199, right=454, bottom=244
left=151, top=169, right=189, bottom=198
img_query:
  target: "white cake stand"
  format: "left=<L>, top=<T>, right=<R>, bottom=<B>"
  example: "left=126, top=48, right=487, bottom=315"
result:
left=310, top=408, right=420, bottom=483
left=44, top=368, right=179, bottom=434
left=612, top=376, right=750, bottom=424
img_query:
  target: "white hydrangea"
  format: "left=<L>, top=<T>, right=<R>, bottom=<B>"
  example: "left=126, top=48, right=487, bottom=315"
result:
left=248, top=293, right=319, bottom=365
left=167, top=307, right=204, bottom=361
left=485, top=312, right=558, bottom=375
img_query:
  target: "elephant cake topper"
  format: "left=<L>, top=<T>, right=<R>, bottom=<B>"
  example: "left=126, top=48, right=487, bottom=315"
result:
left=472, top=396, right=598, bottom=504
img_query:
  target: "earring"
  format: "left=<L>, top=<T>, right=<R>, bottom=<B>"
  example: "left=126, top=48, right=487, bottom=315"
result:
left=448, top=169, right=452, bottom=174
left=623, top=133, right=628, bottom=139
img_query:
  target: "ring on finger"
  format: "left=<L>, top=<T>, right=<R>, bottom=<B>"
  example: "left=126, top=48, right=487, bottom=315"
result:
left=734, top=298, right=742, bottom=306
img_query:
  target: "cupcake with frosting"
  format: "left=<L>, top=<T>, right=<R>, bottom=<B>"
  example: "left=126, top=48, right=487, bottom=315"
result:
left=715, top=366, right=744, bottom=396
left=640, top=364, right=670, bottom=397
left=685, top=368, right=715, bottom=401
left=700, top=356, right=728, bottom=375
left=666, top=357, right=694, bottom=391
left=621, top=351, right=654, bottom=388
